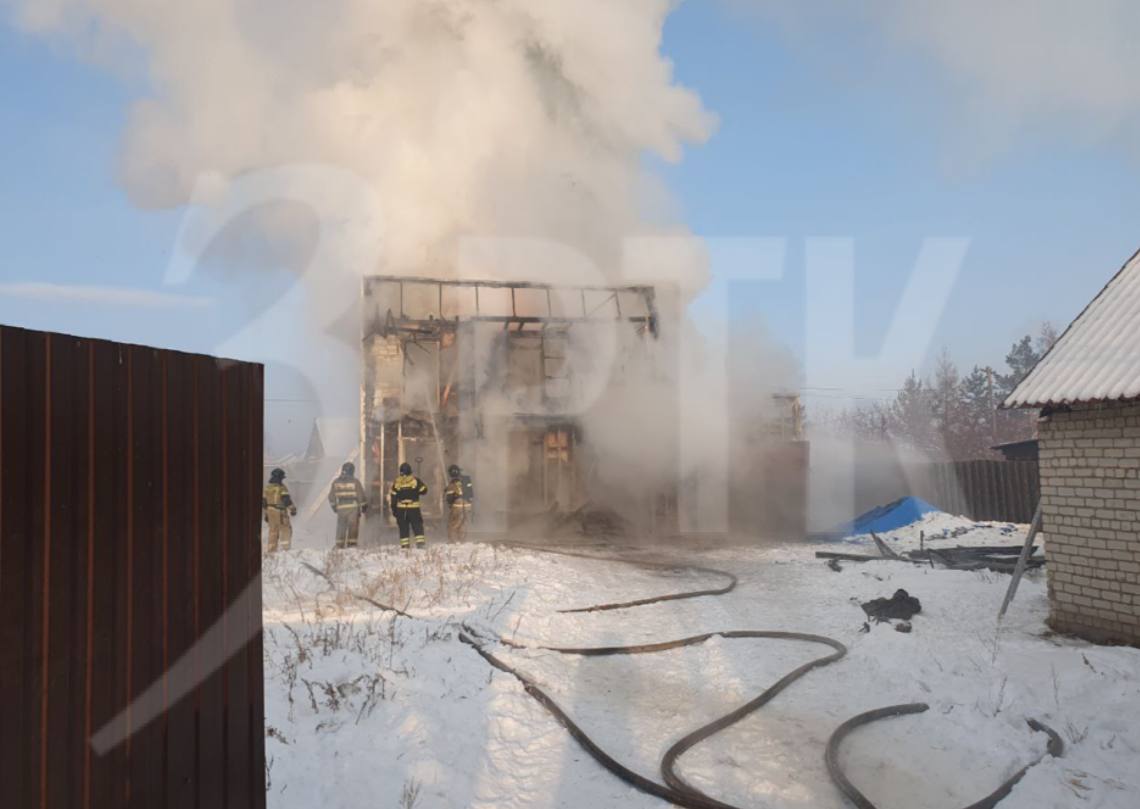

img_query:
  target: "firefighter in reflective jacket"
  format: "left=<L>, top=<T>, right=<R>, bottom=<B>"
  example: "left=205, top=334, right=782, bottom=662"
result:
left=390, top=462, right=428, bottom=549
left=445, top=464, right=473, bottom=542
left=328, top=462, right=367, bottom=549
left=263, top=468, right=297, bottom=553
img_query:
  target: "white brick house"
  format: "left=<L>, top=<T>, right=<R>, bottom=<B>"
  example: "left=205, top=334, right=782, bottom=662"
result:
left=1006, top=249, right=1140, bottom=644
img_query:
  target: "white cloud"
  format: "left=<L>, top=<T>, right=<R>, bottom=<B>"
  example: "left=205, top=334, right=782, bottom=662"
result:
left=734, top=0, right=1140, bottom=157
left=0, top=282, right=213, bottom=308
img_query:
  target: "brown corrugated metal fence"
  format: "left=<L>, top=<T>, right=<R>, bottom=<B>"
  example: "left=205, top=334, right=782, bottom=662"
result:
left=913, top=460, right=1040, bottom=523
left=0, top=324, right=266, bottom=809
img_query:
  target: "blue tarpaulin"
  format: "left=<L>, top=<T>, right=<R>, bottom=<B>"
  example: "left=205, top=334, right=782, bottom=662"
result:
left=820, top=496, right=941, bottom=540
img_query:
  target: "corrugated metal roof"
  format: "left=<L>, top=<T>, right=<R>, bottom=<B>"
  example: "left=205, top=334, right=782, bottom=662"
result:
left=1006, top=247, right=1140, bottom=407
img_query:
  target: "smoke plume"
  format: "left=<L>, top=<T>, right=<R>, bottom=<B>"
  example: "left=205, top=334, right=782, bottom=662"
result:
left=11, top=0, right=716, bottom=279
left=11, top=0, right=814, bottom=536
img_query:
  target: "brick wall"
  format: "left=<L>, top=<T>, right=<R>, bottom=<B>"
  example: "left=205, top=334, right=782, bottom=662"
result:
left=1038, top=400, right=1140, bottom=644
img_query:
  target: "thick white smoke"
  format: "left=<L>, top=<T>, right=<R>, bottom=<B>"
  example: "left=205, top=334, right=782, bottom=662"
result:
left=12, top=0, right=810, bottom=536
left=11, top=0, right=716, bottom=279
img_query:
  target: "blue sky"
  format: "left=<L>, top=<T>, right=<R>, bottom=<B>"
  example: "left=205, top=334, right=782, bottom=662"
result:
left=659, top=2, right=1140, bottom=398
left=1, top=2, right=1138, bottom=412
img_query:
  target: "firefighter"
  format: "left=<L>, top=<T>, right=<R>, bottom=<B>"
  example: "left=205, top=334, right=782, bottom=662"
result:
left=389, top=462, right=428, bottom=549
left=444, top=464, right=474, bottom=542
left=263, top=468, right=297, bottom=553
left=328, top=462, right=367, bottom=549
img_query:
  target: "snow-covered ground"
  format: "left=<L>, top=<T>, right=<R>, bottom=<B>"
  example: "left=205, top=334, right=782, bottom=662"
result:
left=261, top=527, right=1139, bottom=809
left=836, top=510, right=1030, bottom=553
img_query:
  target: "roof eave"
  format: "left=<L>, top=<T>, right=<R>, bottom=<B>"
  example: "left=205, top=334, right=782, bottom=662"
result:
left=1001, top=245, right=1140, bottom=413
left=1002, top=393, right=1140, bottom=410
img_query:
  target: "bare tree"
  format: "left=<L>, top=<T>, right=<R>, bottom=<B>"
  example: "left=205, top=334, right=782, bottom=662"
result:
left=830, top=327, right=1056, bottom=459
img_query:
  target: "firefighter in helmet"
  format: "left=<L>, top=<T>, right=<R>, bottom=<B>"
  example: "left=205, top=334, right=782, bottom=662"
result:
left=444, top=464, right=474, bottom=542
left=328, top=461, right=367, bottom=549
left=263, top=468, right=297, bottom=553
left=389, top=462, right=428, bottom=549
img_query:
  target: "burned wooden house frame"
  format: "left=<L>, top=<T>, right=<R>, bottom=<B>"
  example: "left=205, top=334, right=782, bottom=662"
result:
left=360, top=275, right=663, bottom=529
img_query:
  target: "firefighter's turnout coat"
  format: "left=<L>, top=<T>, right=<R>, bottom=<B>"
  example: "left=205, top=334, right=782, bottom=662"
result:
left=445, top=474, right=474, bottom=541
left=263, top=480, right=296, bottom=552
left=328, top=473, right=366, bottom=548
left=390, top=474, right=429, bottom=547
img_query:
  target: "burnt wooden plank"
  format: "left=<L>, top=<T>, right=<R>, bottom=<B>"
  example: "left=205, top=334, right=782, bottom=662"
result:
left=872, top=533, right=901, bottom=559
left=815, top=551, right=879, bottom=562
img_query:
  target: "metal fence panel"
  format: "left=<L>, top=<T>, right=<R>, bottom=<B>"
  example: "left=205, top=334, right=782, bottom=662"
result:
left=914, top=460, right=1039, bottom=523
left=0, top=325, right=265, bottom=809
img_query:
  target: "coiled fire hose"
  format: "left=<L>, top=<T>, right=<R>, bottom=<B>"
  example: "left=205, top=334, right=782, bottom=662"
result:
left=824, top=704, right=1064, bottom=809
left=301, top=547, right=1061, bottom=809
left=460, top=626, right=847, bottom=809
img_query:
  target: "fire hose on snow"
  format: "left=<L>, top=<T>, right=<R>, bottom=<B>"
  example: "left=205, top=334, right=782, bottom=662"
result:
left=301, top=548, right=1062, bottom=809
left=824, top=703, right=1063, bottom=809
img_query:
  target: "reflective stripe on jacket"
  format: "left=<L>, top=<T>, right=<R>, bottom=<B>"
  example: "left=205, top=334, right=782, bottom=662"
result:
left=329, top=476, right=365, bottom=512
left=445, top=478, right=472, bottom=506
left=263, top=482, right=293, bottom=510
left=389, top=474, right=428, bottom=509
